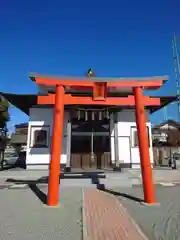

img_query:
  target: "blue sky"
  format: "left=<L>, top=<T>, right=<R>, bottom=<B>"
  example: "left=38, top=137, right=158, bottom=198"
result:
left=0, top=0, right=179, bottom=132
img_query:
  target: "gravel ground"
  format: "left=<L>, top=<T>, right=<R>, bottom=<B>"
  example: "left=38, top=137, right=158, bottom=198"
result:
left=107, top=185, right=180, bottom=240
left=0, top=187, right=82, bottom=240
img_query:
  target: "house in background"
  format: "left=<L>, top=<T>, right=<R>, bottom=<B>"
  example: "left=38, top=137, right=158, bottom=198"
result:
left=10, top=123, right=28, bottom=153
left=152, top=120, right=180, bottom=146
left=152, top=120, right=180, bottom=165
left=14, top=123, right=28, bottom=135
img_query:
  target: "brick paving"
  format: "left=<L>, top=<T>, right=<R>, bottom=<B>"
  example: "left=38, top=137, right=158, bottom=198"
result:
left=83, top=189, right=147, bottom=240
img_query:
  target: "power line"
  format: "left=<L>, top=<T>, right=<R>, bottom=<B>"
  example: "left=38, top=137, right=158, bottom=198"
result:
left=172, top=33, right=180, bottom=121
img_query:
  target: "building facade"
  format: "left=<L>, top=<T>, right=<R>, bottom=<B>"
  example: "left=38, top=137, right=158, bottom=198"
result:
left=26, top=107, right=153, bottom=170
left=1, top=74, right=177, bottom=172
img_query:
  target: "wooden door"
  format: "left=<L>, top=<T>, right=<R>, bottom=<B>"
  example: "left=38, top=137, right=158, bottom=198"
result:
left=71, top=135, right=97, bottom=169
left=94, top=135, right=111, bottom=169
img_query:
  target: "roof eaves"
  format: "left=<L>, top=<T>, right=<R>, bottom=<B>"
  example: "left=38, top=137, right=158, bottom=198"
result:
left=152, top=120, right=180, bottom=129
left=29, top=73, right=169, bottom=83
left=150, top=96, right=177, bottom=114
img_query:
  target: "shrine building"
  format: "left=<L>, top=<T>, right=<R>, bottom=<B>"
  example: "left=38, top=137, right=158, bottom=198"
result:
left=1, top=73, right=176, bottom=172
left=1, top=72, right=177, bottom=205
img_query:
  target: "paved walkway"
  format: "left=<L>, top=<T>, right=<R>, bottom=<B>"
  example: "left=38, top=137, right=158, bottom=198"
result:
left=83, top=189, right=147, bottom=240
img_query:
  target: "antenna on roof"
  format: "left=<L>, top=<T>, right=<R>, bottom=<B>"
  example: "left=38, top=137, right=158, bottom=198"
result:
left=164, top=106, right=168, bottom=121
left=85, top=68, right=96, bottom=77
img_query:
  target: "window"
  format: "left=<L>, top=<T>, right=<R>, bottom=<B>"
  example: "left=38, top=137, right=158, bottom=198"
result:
left=30, top=126, right=50, bottom=148
left=131, top=126, right=150, bottom=147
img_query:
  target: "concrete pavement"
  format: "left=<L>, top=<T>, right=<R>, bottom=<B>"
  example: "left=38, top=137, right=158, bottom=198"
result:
left=0, top=171, right=180, bottom=240
left=112, top=185, right=180, bottom=240
left=0, top=187, right=82, bottom=240
left=0, top=168, right=180, bottom=189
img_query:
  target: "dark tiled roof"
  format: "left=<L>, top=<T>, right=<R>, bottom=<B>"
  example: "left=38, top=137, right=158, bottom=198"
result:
left=0, top=92, right=177, bottom=115
left=0, top=92, right=37, bottom=115
left=150, top=96, right=177, bottom=113
left=15, top=123, right=28, bottom=128
left=152, top=120, right=180, bottom=129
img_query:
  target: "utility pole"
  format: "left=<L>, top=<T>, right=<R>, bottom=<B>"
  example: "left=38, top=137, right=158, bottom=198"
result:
left=172, top=33, right=180, bottom=121
left=164, top=106, right=168, bottom=121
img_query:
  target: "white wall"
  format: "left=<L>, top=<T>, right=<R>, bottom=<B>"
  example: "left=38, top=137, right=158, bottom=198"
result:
left=110, top=113, right=115, bottom=163
left=111, top=109, right=153, bottom=169
left=26, top=107, right=69, bottom=169
left=26, top=107, right=153, bottom=169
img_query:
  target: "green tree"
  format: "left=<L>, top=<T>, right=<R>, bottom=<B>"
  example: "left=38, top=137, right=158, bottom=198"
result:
left=0, top=96, right=10, bottom=166
left=0, top=96, right=10, bottom=127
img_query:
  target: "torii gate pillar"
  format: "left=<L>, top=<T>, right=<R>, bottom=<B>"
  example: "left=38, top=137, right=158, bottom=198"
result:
left=134, top=87, right=156, bottom=204
left=47, top=85, right=64, bottom=206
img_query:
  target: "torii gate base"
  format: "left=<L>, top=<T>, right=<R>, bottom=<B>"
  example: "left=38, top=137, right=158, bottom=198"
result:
left=33, top=77, right=163, bottom=207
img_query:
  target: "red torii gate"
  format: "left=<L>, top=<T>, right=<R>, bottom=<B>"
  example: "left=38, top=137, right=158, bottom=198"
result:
left=32, top=74, right=165, bottom=206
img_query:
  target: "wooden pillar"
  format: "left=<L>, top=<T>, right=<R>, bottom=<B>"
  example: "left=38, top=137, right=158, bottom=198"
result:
left=47, top=85, right=64, bottom=206
left=134, top=87, right=156, bottom=204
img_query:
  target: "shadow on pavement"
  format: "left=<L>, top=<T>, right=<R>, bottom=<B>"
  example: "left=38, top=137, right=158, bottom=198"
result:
left=29, top=184, right=47, bottom=204
left=0, top=164, right=26, bottom=171
left=6, top=172, right=105, bottom=205
left=6, top=172, right=143, bottom=204
left=0, top=165, right=16, bottom=171
left=6, top=172, right=106, bottom=184
left=99, top=187, right=144, bottom=203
